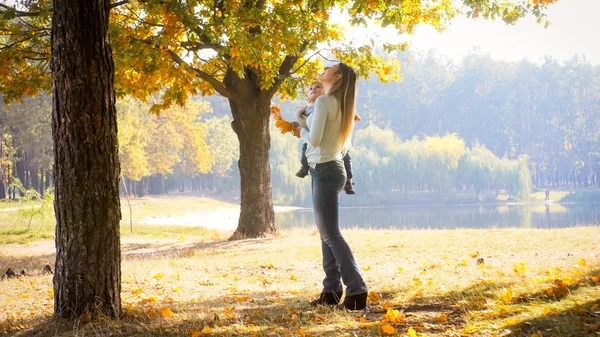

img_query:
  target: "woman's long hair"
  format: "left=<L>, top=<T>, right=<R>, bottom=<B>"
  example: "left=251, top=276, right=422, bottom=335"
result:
left=327, top=62, right=356, bottom=145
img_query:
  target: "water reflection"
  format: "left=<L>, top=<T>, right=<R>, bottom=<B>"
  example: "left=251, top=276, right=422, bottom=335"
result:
left=276, top=203, right=600, bottom=229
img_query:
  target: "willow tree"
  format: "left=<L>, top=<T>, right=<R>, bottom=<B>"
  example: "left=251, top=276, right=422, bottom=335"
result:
left=1, top=0, right=555, bottom=240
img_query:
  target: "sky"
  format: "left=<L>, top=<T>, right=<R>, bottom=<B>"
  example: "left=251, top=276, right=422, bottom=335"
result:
left=340, top=0, right=600, bottom=65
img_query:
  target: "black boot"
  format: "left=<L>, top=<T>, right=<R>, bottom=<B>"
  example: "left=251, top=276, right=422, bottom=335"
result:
left=296, top=166, right=309, bottom=178
left=342, top=292, right=368, bottom=310
left=310, top=291, right=343, bottom=306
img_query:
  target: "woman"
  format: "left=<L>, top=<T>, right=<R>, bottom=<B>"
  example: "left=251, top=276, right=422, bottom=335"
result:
left=295, top=62, right=368, bottom=310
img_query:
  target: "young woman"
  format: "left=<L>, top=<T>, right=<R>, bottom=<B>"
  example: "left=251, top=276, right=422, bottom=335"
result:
left=295, top=63, right=368, bottom=310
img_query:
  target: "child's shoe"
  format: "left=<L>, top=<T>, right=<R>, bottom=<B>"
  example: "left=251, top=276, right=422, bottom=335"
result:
left=344, top=179, right=356, bottom=194
left=296, top=166, right=309, bottom=178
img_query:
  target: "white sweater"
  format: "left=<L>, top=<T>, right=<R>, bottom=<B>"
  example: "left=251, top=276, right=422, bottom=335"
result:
left=301, top=95, right=345, bottom=164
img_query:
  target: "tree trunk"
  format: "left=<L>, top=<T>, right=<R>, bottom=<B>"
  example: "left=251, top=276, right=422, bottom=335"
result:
left=229, top=99, right=277, bottom=240
left=51, top=0, right=121, bottom=318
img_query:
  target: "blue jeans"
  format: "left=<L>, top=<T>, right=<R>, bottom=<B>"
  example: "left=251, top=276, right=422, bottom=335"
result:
left=310, top=160, right=367, bottom=296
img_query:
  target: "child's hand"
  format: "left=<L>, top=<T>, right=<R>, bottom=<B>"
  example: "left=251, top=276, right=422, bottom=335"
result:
left=293, top=127, right=302, bottom=138
left=295, top=106, right=307, bottom=120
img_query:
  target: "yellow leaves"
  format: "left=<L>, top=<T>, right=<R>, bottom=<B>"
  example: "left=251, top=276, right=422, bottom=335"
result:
left=362, top=265, right=371, bottom=271
left=406, top=327, right=420, bottom=337
left=457, top=260, right=468, bottom=267
left=382, top=308, right=406, bottom=324
left=141, top=295, right=158, bottom=304
left=499, top=288, right=513, bottom=304
left=513, top=262, right=526, bottom=276
left=577, top=258, right=586, bottom=267
left=274, top=119, right=296, bottom=135
left=380, top=323, right=396, bottom=335
left=153, top=273, right=165, bottom=279
left=131, top=287, right=143, bottom=296
left=412, top=277, right=423, bottom=286
left=469, top=251, right=480, bottom=258
left=434, top=314, right=448, bottom=323
left=530, top=0, right=557, bottom=5
left=159, top=307, right=174, bottom=318
left=544, top=278, right=569, bottom=298
left=530, top=331, right=543, bottom=337
left=590, top=275, right=600, bottom=283
left=190, top=325, right=212, bottom=337
left=171, top=286, right=182, bottom=292
left=368, top=291, right=383, bottom=303
left=223, top=306, right=236, bottom=319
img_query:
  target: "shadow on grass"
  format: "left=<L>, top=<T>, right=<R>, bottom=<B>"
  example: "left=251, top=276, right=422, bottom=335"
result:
left=121, top=237, right=277, bottom=260
left=8, top=270, right=600, bottom=337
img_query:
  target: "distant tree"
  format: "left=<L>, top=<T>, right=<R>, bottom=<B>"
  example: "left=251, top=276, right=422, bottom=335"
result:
left=1, top=0, right=555, bottom=239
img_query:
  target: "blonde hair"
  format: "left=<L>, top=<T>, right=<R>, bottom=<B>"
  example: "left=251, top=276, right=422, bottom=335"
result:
left=327, top=63, right=356, bottom=145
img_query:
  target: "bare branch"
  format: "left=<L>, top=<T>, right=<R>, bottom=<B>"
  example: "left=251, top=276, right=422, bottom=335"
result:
left=0, top=4, right=43, bottom=17
left=110, top=0, right=129, bottom=8
left=265, top=40, right=311, bottom=98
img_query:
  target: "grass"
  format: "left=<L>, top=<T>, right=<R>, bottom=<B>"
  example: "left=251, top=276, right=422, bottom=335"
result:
left=1, top=226, right=599, bottom=336
left=0, top=194, right=236, bottom=244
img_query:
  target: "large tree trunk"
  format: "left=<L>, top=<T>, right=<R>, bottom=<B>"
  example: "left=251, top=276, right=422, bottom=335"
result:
left=51, top=0, right=121, bottom=318
left=229, top=99, right=277, bottom=240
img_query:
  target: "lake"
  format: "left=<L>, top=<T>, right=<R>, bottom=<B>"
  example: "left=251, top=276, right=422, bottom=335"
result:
left=275, top=203, right=600, bottom=229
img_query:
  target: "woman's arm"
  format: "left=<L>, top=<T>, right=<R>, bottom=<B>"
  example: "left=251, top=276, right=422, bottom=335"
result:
left=301, top=97, right=327, bottom=147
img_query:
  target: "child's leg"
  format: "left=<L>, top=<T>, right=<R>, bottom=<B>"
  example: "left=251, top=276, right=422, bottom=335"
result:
left=296, top=143, right=309, bottom=178
left=343, top=151, right=353, bottom=180
left=343, top=151, right=356, bottom=194
left=301, top=142, right=309, bottom=169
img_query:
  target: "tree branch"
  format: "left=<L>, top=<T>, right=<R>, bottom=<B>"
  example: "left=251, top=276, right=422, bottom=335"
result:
left=0, top=4, right=43, bottom=17
left=163, top=49, right=233, bottom=98
left=265, top=40, right=311, bottom=98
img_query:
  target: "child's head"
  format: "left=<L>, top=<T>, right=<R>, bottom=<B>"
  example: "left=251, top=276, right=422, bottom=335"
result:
left=307, top=81, right=324, bottom=103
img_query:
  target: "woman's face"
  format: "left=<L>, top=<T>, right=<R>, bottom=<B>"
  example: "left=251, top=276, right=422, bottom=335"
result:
left=318, top=63, right=341, bottom=85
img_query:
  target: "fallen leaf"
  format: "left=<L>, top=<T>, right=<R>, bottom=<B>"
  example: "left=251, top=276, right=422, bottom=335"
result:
left=499, top=288, right=513, bottom=304
left=578, top=258, right=586, bottom=267
left=171, top=286, right=182, bottom=292
left=513, top=262, right=526, bottom=275
left=159, top=307, right=174, bottom=318
left=153, top=273, right=165, bottom=279
left=380, top=323, right=396, bottom=335
left=435, top=314, right=448, bottom=323
left=382, top=308, right=406, bottom=323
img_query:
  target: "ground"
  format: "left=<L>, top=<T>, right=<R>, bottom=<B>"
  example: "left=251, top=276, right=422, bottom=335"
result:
left=0, top=195, right=599, bottom=337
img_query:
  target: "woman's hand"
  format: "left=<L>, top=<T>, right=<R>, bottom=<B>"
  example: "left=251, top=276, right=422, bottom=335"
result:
left=296, top=115, right=308, bottom=129
left=295, top=106, right=307, bottom=120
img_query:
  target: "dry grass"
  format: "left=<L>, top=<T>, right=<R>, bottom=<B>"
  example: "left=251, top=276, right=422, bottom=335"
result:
left=1, top=226, right=599, bottom=337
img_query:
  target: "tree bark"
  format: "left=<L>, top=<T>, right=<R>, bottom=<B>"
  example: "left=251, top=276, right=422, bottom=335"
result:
left=229, top=99, right=277, bottom=240
left=51, top=0, right=121, bottom=318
